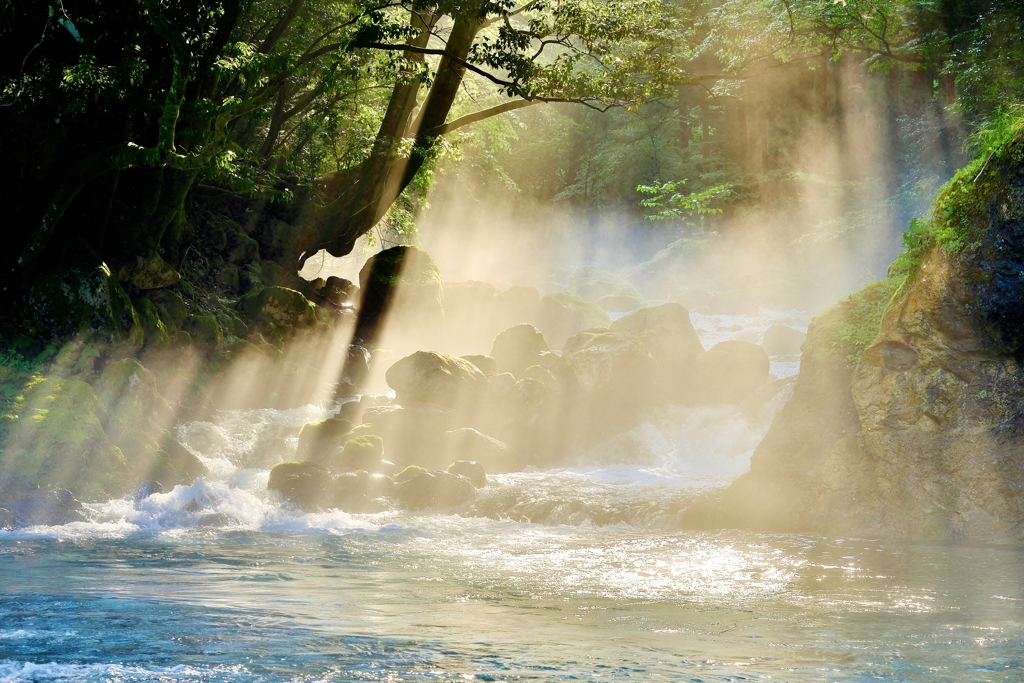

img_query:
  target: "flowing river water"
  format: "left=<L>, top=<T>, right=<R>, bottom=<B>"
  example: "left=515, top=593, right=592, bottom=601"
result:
left=1, top=312, right=1023, bottom=682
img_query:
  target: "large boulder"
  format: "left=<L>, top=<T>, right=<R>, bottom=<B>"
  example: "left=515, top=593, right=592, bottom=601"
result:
left=761, top=324, right=806, bottom=356
left=561, top=328, right=658, bottom=405
left=447, top=460, right=487, bottom=488
left=331, top=471, right=395, bottom=512
left=296, top=417, right=353, bottom=460
left=27, top=262, right=142, bottom=344
left=689, top=340, right=770, bottom=404
left=683, top=287, right=876, bottom=532
left=397, top=470, right=476, bottom=510
left=385, top=350, right=488, bottom=408
left=359, top=403, right=455, bottom=468
left=490, top=324, right=555, bottom=377
left=609, top=303, right=704, bottom=399
left=537, top=292, right=611, bottom=349
left=355, top=246, right=443, bottom=347
left=238, top=286, right=320, bottom=334
left=267, top=461, right=332, bottom=511
left=327, top=435, right=385, bottom=473
left=0, top=376, right=131, bottom=501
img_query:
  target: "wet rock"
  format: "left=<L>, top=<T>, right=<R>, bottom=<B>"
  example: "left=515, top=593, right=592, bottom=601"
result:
left=448, top=460, right=487, bottom=488
left=267, top=461, right=332, bottom=511
left=7, top=488, right=86, bottom=527
left=146, top=289, right=188, bottom=331
left=397, top=470, right=476, bottom=510
left=444, top=428, right=518, bottom=473
left=690, top=340, right=770, bottom=404
left=395, top=465, right=429, bottom=483
left=761, top=324, right=806, bottom=356
left=522, top=364, right=561, bottom=392
left=331, top=471, right=395, bottom=511
left=328, top=435, right=384, bottom=472
left=323, top=276, right=356, bottom=305
left=537, top=292, right=611, bottom=350
left=487, top=372, right=516, bottom=398
left=116, top=251, right=181, bottom=290
left=296, top=417, right=353, bottom=460
left=385, top=350, right=488, bottom=408
left=496, top=286, right=541, bottom=325
left=143, top=440, right=208, bottom=488
left=127, top=480, right=164, bottom=503
left=0, top=508, right=14, bottom=530
left=491, top=324, right=554, bottom=377
left=461, top=354, right=497, bottom=376
left=239, top=286, right=320, bottom=333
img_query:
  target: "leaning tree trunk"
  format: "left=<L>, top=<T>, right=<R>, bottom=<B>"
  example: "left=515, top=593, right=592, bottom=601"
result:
left=291, top=11, right=484, bottom=267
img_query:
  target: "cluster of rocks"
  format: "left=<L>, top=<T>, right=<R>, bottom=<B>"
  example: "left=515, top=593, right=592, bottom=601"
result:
left=268, top=301, right=779, bottom=512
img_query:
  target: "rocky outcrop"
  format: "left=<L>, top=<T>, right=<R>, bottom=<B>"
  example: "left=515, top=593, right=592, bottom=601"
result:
left=700, top=137, right=1024, bottom=540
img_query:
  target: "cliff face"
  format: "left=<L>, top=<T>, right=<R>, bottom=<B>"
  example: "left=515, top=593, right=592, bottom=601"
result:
left=706, top=131, right=1024, bottom=540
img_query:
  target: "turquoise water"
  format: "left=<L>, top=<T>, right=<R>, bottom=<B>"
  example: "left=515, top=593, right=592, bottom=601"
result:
left=1, top=331, right=1022, bottom=682
left=2, top=523, right=1023, bottom=681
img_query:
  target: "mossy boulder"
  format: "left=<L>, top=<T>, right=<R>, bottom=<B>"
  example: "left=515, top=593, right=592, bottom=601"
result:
left=568, top=267, right=635, bottom=303
left=538, top=292, right=611, bottom=349
left=136, top=298, right=172, bottom=345
left=397, top=469, right=476, bottom=510
left=328, top=435, right=384, bottom=472
left=267, top=461, right=332, bottom=511
left=183, top=314, right=223, bottom=348
left=447, top=460, right=487, bottom=488
left=385, top=350, right=488, bottom=408
left=596, top=287, right=646, bottom=312
left=0, top=377, right=131, bottom=501
left=296, top=417, right=353, bottom=460
left=355, top=246, right=443, bottom=346
left=239, top=286, right=320, bottom=333
left=116, top=251, right=181, bottom=290
left=26, top=264, right=142, bottom=344
left=147, top=289, right=189, bottom=331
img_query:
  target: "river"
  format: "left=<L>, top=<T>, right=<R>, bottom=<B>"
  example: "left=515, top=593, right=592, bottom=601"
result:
left=1, top=312, right=1022, bottom=682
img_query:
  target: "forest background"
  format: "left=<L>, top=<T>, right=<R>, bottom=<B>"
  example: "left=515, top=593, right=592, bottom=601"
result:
left=1, top=0, right=1022, bottom=353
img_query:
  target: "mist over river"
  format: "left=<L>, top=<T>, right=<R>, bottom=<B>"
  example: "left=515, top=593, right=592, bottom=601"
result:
left=1, top=314, right=1022, bottom=682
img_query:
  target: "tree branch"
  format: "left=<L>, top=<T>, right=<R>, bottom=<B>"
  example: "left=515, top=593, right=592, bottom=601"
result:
left=361, top=42, right=516, bottom=88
